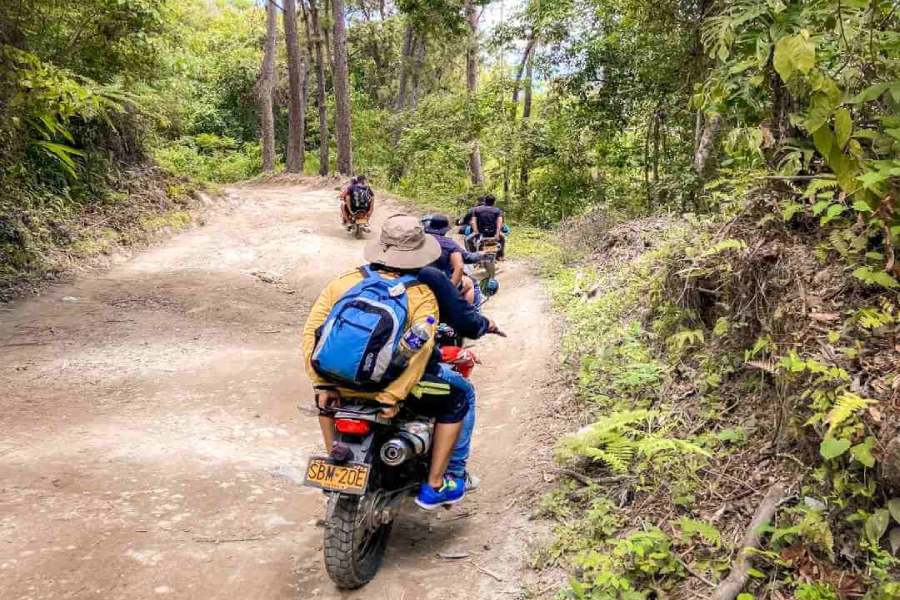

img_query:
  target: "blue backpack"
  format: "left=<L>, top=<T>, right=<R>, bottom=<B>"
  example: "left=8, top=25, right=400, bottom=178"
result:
left=312, top=266, right=420, bottom=389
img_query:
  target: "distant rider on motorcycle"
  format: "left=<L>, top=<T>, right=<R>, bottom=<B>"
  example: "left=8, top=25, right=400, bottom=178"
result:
left=340, top=175, right=375, bottom=231
left=302, top=214, right=497, bottom=509
left=468, top=194, right=505, bottom=260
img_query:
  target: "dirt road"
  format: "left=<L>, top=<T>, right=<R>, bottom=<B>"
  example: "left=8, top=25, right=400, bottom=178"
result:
left=0, top=181, right=556, bottom=600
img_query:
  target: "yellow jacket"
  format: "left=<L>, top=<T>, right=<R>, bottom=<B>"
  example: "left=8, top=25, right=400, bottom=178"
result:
left=301, top=267, right=439, bottom=406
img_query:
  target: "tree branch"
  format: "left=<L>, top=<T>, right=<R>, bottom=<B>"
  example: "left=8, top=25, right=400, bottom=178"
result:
left=713, top=482, right=787, bottom=600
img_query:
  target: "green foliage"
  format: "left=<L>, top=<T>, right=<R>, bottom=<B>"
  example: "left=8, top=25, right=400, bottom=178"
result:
left=697, top=0, right=900, bottom=283
left=676, top=517, right=721, bottom=547
left=569, top=528, right=684, bottom=598
left=795, top=582, right=839, bottom=600
left=558, top=409, right=709, bottom=474
left=154, top=136, right=261, bottom=183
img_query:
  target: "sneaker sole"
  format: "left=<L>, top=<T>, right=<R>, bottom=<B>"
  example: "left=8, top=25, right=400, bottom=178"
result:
left=414, top=493, right=466, bottom=511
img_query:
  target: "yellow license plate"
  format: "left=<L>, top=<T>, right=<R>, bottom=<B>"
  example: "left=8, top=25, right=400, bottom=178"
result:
left=304, top=458, right=370, bottom=495
left=355, top=215, right=369, bottom=224
left=481, top=239, right=499, bottom=251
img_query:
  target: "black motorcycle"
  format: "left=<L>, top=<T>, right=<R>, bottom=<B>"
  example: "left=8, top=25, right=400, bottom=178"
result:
left=304, top=403, right=434, bottom=588
left=303, top=327, right=504, bottom=589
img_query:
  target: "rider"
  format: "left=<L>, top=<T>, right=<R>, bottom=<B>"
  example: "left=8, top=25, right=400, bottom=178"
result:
left=301, top=214, right=497, bottom=509
left=423, top=214, right=481, bottom=306
left=340, top=174, right=375, bottom=229
left=457, top=195, right=484, bottom=236
left=469, top=194, right=505, bottom=260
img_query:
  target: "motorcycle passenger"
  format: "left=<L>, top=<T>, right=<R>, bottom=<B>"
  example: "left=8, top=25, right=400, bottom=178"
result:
left=456, top=196, right=485, bottom=236
left=301, top=214, right=496, bottom=509
left=424, top=214, right=483, bottom=306
left=469, top=194, right=505, bottom=260
left=340, top=174, right=375, bottom=230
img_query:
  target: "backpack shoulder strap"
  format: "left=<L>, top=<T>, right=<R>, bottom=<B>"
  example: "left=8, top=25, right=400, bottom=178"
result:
left=398, top=273, right=424, bottom=289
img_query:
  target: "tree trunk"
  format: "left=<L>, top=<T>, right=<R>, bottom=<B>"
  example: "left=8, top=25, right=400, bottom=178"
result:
left=522, top=50, right=534, bottom=120
left=323, top=0, right=333, bottom=74
left=511, top=35, right=536, bottom=114
left=409, top=35, right=426, bottom=109
left=517, top=48, right=534, bottom=207
left=258, top=0, right=278, bottom=173
left=652, top=113, right=660, bottom=184
left=693, top=112, right=722, bottom=179
left=283, top=0, right=307, bottom=173
left=305, top=0, right=330, bottom=175
left=396, top=23, right=414, bottom=110
left=331, top=0, right=352, bottom=175
left=464, top=0, right=484, bottom=186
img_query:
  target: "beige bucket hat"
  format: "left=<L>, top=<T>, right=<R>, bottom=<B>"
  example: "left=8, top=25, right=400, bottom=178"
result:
left=364, top=213, right=441, bottom=269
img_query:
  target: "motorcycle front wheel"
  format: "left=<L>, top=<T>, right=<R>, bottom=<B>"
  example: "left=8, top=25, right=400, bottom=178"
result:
left=323, top=492, right=392, bottom=589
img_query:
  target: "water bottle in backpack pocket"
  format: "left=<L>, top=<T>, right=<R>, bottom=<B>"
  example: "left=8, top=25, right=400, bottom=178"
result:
left=387, top=316, right=436, bottom=372
left=311, top=267, right=432, bottom=389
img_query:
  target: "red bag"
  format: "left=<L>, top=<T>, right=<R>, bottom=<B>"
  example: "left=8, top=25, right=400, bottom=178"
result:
left=440, top=346, right=479, bottom=379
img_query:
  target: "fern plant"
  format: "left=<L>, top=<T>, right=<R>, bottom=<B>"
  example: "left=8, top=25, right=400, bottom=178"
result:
left=557, top=410, right=710, bottom=474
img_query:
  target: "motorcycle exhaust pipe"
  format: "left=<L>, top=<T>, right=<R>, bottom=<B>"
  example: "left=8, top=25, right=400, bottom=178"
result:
left=380, top=439, right=413, bottom=466
left=379, top=421, right=433, bottom=467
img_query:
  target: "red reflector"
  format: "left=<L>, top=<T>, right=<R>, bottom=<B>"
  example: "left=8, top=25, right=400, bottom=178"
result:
left=334, top=418, right=371, bottom=436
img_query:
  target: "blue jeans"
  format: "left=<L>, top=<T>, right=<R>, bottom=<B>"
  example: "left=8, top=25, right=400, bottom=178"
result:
left=439, top=363, right=476, bottom=478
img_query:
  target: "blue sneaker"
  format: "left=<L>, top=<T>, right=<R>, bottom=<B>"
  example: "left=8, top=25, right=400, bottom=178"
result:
left=414, top=476, right=466, bottom=510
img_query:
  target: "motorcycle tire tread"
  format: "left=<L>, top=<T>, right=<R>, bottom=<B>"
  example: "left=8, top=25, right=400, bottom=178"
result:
left=323, top=494, right=389, bottom=589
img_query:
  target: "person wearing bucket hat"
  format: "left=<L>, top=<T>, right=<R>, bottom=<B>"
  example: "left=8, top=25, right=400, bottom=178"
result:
left=302, top=213, right=501, bottom=509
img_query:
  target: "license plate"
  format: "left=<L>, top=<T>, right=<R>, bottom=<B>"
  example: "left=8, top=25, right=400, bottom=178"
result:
left=303, top=457, right=370, bottom=495
left=355, top=215, right=368, bottom=224
left=481, top=240, right=498, bottom=252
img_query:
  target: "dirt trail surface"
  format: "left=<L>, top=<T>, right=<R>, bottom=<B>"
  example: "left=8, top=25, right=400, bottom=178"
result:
left=0, top=181, right=556, bottom=600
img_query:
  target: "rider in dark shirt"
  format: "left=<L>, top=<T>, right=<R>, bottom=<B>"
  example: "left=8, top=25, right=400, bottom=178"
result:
left=423, top=214, right=481, bottom=305
left=469, top=195, right=505, bottom=258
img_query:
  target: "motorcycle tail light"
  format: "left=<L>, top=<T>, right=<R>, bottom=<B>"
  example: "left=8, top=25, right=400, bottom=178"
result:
left=334, top=418, right=371, bottom=436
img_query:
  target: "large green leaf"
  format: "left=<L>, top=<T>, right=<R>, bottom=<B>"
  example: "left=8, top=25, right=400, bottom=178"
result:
left=820, top=436, right=851, bottom=460
left=834, top=108, right=852, bottom=150
left=773, top=33, right=816, bottom=82
left=889, top=499, right=900, bottom=524
left=813, top=127, right=834, bottom=158
left=849, top=82, right=890, bottom=104
left=866, top=509, right=891, bottom=546
left=850, top=437, right=876, bottom=468
left=34, top=141, right=84, bottom=177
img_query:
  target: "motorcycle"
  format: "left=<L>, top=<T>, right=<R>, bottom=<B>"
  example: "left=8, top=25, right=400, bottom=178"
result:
left=468, top=235, right=500, bottom=298
left=303, top=328, right=503, bottom=589
left=348, top=211, right=370, bottom=239
left=305, top=402, right=431, bottom=588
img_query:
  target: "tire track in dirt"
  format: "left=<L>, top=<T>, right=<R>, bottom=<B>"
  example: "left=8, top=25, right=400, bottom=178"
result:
left=0, top=181, right=555, bottom=600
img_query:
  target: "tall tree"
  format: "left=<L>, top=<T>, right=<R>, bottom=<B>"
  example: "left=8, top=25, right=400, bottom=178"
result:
left=303, top=0, right=330, bottom=175
left=511, top=34, right=536, bottom=112
left=331, top=0, right=353, bottom=175
left=283, top=0, right=308, bottom=173
left=258, top=0, right=278, bottom=172
left=395, top=23, right=415, bottom=110
left=517, top=46, right=534, bottom=202
left=464, top=0, right=484, bottom=186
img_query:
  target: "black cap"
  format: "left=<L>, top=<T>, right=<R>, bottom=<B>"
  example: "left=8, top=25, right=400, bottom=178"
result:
left=423, top=214, right=451, bottom=235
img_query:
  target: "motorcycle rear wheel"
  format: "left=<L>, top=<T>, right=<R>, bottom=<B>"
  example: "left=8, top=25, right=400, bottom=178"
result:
left=323, top=493, right=392, bottom=589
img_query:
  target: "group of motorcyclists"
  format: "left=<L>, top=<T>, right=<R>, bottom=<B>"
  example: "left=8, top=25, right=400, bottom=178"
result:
left=306, top=180, right=507, bottom=508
